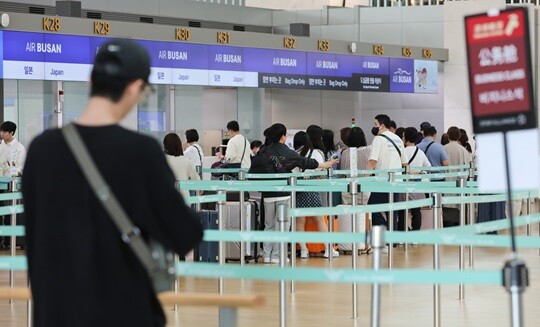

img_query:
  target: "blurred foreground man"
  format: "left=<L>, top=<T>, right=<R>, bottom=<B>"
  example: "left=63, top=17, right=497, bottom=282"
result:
left=22, top=40, right=203, bottom=327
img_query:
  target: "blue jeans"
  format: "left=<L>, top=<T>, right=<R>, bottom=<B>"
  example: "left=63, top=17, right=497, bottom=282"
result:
left=367, top=192, right=398, bottom=229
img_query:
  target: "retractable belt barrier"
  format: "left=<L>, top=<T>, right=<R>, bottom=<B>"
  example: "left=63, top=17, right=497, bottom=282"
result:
left=1, top=167, right=538, bottom=327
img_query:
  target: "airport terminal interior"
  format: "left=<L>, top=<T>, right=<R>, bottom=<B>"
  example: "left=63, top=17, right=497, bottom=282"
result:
left=1, top=0, right=540, bottom=326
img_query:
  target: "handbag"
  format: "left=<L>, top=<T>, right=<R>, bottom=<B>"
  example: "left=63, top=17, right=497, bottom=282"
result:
left=211, top=137, right=248, bottom=178
left=61, top=124, right=175, bottom=293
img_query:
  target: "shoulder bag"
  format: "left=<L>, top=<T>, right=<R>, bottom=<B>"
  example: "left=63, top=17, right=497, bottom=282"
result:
left=211, top=137, right=248, bottom=179
left=61, top=124, right=175, bottom=293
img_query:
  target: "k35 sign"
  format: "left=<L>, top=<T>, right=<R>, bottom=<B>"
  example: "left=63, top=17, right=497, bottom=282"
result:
left=465, top=7, right=536, bottom=133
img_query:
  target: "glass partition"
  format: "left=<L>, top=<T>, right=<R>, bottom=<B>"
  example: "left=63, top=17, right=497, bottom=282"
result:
left=5, top=80, right=56, bottom=148
left=63, top=81, right=90, bottom=125
left=138, top=84, right=169, bottom=141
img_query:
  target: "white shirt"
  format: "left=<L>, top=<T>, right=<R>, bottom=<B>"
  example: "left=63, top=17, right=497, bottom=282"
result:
left=369, top=131, right=408, bottom=170
left=166, top=154, right=200, bottom=198
left=405, top=145, right=431, bottom=173
left=225, top=134, right=251, bottom=169
left=184, top=143, right=204, bottom=169
left=0, top=138, right=26, bottom=177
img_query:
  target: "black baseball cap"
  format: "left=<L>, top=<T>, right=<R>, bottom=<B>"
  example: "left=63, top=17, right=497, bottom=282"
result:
left=92, top=39, right=151, bottom=85
left=420, top=121, right=431, bottom=131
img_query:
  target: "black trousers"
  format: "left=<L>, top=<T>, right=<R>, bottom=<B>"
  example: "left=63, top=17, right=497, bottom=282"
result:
left=368, top=192, right=398, bottom=228
left=397, top=207, right=421, bottom=231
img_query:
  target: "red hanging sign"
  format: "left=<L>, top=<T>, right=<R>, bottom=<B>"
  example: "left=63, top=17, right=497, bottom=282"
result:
left=465, top=7, right=536, bottom=133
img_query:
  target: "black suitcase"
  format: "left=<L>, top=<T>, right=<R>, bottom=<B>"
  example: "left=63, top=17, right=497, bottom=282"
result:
left=194, top=210, right=219, bottom=262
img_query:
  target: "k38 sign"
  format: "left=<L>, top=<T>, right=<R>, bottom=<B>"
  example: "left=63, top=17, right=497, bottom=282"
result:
left=465, top=7, right=536, bottom=133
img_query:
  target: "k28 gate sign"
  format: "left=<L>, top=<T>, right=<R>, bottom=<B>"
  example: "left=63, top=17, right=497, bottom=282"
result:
left=465, top=7, right=536, bottom=133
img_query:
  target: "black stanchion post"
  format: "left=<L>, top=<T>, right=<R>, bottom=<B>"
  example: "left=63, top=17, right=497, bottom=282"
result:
left=370, top=225, right=386, bottom=327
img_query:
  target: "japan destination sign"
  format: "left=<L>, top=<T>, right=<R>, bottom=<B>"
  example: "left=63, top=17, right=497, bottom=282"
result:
left=465, top=7, right=536, bottom=133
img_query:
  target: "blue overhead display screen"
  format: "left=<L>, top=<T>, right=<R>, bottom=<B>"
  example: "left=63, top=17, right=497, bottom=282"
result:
left=1, top=30, right=438, bottom=94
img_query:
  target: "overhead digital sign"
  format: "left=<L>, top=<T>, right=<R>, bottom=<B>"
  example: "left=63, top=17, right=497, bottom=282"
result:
left=1, top=30, right=439, bottom=94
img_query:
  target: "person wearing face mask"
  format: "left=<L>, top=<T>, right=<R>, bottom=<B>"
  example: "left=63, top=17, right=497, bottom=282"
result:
left=366, top=114, right=408, bottom=241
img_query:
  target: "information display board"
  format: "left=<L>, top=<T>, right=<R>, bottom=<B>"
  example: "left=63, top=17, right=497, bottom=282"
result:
left=465, top=7, right=536, bottom=133
left=1, top=30, right=439, bottom=94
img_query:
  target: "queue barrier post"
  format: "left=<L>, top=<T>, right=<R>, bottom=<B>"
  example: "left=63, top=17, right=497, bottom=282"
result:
left=238, top=171, right=246, bottom=266
left=370, top=225, right=385, bottom=327
left=218, top=190, right=226, bottom=295
left=196, top=165, right=203, bottom=180
left=277, top=203, right=288, bottom=327
left=289, top=176, right=297, bottom=293
left=387, top=172, right=395, bottom=270
left=327, top=167, right=335, bottom=263
left=432, top=193, right=442, bottom=327
left=503, top=258, right=528, bottom=327
left=468, top=161, right=475, bottom=267
left=458, top=176, right=467, bottom=300
left=349, top=180, right=359, bottom=320
left=525, top=195, right=531, bottom=236
left=403, top=166, right=410, bottom=253
left=8, top=178, right=17, bottom=304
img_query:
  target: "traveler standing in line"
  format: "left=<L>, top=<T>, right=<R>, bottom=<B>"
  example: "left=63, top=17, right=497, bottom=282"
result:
left=417, top=126, right=449, bottom=175
left=366, top=114, right=408, bottom=228
left=398, top=127, right=431, bottom=231
left=164, top=133, right=201, bottom=199
left=184, top=129, right=204, bottom=172
left=444, top=127, right=471, bottom=167
left=322, top=129, right=339, bottom=164
left=389, top=120, right=397, bottom=133
left=250, top=140, right=262, bottom=157
left=0, top=121, right=26, bottom=177
left=415, top=121, right=431, bottom=144
left=249, top=123, right=338, bottom=264
left=293, top=130, right=339, bottom=259
left=22, top=39, right=203, bottom=327
left=340, top=127, right=371, bottom=206
left=337, top=126, right=351, bottom=153
left=218, top=120, right=251, bottom=169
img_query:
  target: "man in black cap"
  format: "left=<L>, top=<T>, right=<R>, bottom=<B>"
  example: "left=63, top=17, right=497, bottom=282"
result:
left=22, top=40, right=203, bottom=327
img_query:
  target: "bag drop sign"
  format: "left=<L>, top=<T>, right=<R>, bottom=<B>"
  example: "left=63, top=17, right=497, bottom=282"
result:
left=464, top=7, right=536, bottom=133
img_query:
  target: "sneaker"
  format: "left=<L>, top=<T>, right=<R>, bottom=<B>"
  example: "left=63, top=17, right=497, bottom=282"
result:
left=382, top=246, right=389, bottom=254
left=300, top=249, right=309, bottom=259
left=323, top=249, right=340, bottom=258
left=263, top=257, right=271, bottom=263
left=270, top=257, right=290, bottom=264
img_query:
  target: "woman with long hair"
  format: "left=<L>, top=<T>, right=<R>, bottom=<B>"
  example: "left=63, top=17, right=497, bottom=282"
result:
left=294, top=127, right=339, bottom=259
left=163, top=133, right=200, bottom=198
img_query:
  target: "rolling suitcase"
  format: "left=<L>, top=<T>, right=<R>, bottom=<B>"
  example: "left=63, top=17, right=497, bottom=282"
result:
left=337, top=205, right=371, bottom=254
left=223, top=200, right=260, bottom=263
left=297, top=216, right=338, bottom=255
left=194, top=210, right=219, bottom=262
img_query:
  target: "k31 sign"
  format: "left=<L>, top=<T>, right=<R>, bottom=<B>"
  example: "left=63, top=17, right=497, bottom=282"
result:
left=465, top=7, right=536, bottom=133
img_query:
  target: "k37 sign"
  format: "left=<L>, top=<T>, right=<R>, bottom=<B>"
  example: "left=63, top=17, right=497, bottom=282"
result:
left=465, top=7, right=536, bottom=133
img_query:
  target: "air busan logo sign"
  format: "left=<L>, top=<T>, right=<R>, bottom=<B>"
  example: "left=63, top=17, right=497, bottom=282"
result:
left=465, top=7, right=536, bottom=133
